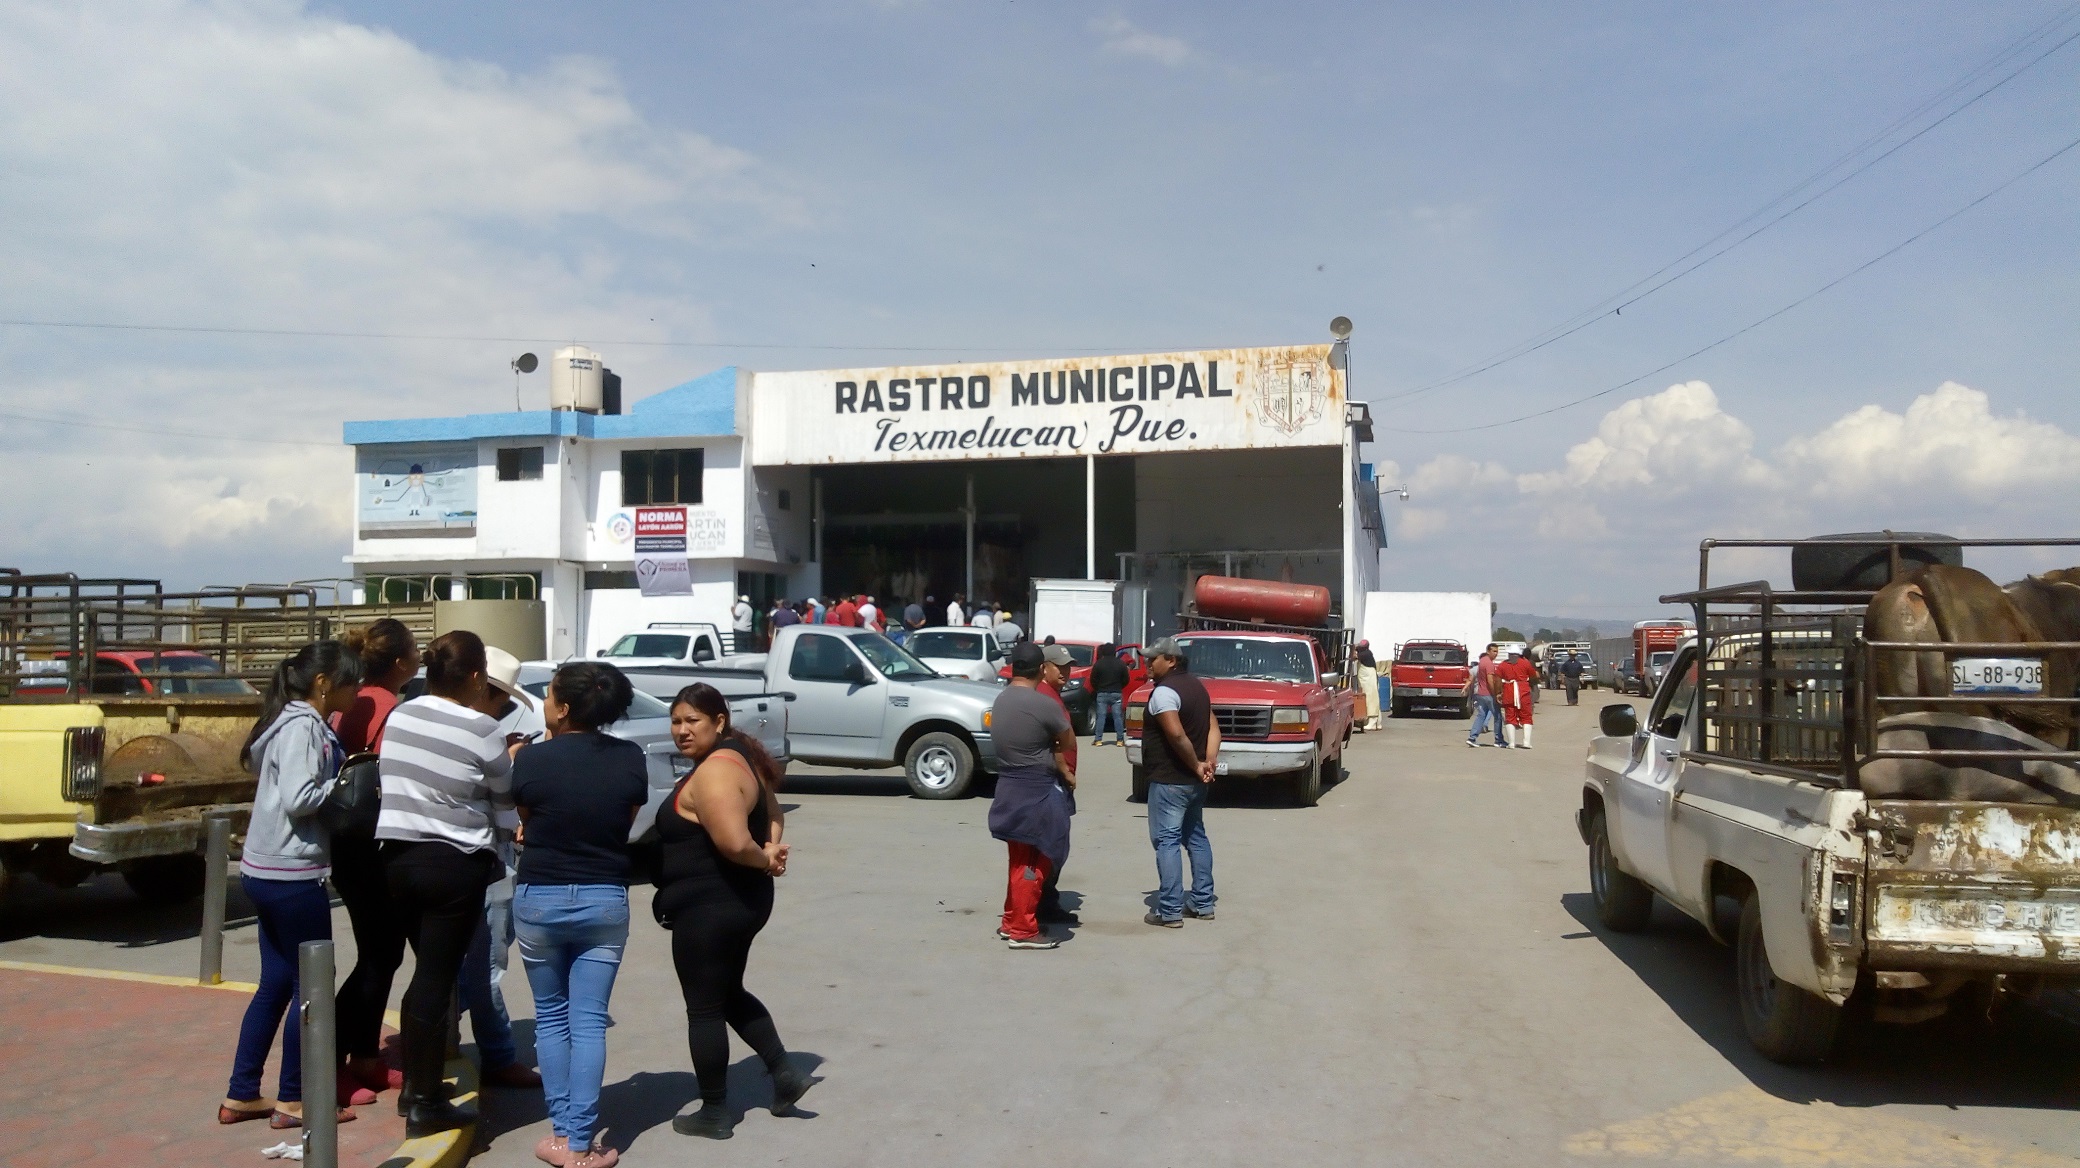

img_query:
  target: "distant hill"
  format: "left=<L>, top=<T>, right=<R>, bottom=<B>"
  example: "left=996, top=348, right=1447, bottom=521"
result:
left=1493, top=613, right=1647, bottom=642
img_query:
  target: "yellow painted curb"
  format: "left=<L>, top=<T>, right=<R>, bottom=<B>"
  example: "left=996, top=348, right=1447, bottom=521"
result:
left=385, top=1055, right=480, bottom=1168
left=0, top=958, right=258, bottom=993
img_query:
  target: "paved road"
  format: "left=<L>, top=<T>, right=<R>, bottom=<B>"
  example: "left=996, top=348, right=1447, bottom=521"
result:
left=7, top=698, right=2080, bottom=1166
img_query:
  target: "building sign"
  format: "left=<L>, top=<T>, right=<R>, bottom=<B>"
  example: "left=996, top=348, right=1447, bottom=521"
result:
left=748, top=345, right=1345, bottom=466
left=358, top=445, right=476, bottom=538
left=686, top=507, right=730, bottom=556
left=633, top=506, right=691, bottom=596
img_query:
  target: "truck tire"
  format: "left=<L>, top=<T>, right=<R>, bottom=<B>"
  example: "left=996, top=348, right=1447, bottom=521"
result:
left=1130, top=765, right=1148, bottom=804
left=1289, top=749, right=1324, bottom=807
left=1588, top=807, right=1654, bottom=932
left=1391, top=697, right=1409, bottom=718
left=903, top=732, right=976, bottom=800
left=121, top=854, right=207, bottom=906
left=1736, top=890, right=1840, bottom=1064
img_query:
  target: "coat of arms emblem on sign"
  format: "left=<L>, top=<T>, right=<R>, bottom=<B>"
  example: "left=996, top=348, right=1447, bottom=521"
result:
left=1254, top=354, right=1330, bottom=435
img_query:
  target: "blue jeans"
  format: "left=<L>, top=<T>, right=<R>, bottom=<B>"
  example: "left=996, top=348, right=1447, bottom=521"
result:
left=228, top=875, right=333, bottom=1103
left=1468, top=695, right=1505, bottom=744
left=459, top=894, right=516, bottom=1070
left=1092, top=692, right=1125, bottom=742
left=515, top=884, right=631, bottom=1154
left=1147, top=782, right=1215, bottom=920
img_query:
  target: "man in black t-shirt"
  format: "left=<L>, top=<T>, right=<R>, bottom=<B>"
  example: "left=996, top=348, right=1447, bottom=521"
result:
left=1088, top=644, right=1131, bottom=746
left=1140, top=638, right=1218, bottom=928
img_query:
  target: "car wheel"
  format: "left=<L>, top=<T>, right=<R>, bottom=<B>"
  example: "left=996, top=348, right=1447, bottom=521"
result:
left=1290, top=749, right=1323, bottom=807
left=1129, top=765, right=1148, bottom=803
left=121, top=854, right=207, bottom=906
left=903, top=732, right=976, bottom=800
left=1391, top=698, right=1409, bottom=718
left=1587, top=807, right=1653, bottom=932
left=1736, top=890, right=1841, bottom=1064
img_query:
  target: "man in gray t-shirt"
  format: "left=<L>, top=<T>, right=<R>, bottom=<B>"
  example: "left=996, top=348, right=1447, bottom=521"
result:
left=992, top=683, right=1071, bottom=771
left=986, top=643, right=1076, bottom=948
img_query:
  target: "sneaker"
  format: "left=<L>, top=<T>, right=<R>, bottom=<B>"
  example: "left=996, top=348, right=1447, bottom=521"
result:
left=1184, top=906, right=1215, bottom=921
left=1005, top=934, right=1060, bottom=949
left=1143, top=912, right=1183, bottom=929
left=1465, top=739, right=1478, bottom=748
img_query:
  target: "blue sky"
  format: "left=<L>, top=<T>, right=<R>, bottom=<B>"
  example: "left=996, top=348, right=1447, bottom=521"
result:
left=2, top=1, right=2074, bottom=613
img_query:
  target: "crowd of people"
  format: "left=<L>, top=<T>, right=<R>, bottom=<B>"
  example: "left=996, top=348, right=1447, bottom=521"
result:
left=220, top=621, right=805, bottom=1167
left=735, top=590, right=1030, bottom=651
left=1463, top=642, right=1541, bottom=748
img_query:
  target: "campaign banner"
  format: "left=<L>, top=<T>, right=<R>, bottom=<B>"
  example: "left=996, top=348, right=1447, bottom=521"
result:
left=634, top=506, right=691, bottom=596
left=747, top=344, right=1345, bottom=466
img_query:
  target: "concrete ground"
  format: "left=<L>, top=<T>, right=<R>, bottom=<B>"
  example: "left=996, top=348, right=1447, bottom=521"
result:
left=7, top=698, right=2080, bottom=1166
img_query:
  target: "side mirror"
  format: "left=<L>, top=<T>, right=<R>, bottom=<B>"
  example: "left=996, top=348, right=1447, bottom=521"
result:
left=1320, top=671, right=1342, bottom=686
left=844, top=660, right=871, bottom=686
left=1599, top=703, right=1638, bottom=738
left=595, top=649, right=607, bottom=657
left=693, top=645, right=714, bottom=662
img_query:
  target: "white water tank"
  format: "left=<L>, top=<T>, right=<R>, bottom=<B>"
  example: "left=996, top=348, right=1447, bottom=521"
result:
left=549, top=346, right=604, bottom=412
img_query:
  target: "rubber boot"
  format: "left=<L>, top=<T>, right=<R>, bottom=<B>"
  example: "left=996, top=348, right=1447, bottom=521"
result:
left=1521, top=724, right=1533, bottom=750
left=672, top=1102, right=734, bottom=1140
left=398, top=1020, right=475, bottom=1138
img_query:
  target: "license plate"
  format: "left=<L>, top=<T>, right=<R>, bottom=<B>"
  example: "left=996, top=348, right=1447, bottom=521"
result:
left=1951, top=657, right=2044, bottom=695
left=1419, top=688, right=1440, bottom=696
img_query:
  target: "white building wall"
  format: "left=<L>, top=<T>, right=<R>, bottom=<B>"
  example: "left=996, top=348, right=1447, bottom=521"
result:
left=578, top=560, right=738, bottom=657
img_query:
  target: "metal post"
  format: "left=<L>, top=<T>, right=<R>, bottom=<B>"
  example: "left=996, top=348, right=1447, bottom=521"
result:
left=1085, top=455, right=1096, bottom=581
left=299, top=940, right=339, bottom=1168
left=198, top=816, right=229, bottom=986
left=812, top=476, right=824, bottom=564
left=964, top=473, right=976, bottom=602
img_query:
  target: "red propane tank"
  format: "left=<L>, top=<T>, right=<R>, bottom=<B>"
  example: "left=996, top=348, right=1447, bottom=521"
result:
left=1192, top=576, right=1333, bottom=627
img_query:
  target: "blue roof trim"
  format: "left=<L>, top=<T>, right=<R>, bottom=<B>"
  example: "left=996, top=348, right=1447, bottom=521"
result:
left=343, top=366, right=739, bottom=446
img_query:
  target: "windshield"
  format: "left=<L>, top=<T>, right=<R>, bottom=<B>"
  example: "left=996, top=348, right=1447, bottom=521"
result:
left=605, top=634, right=689, bottom=659
left=1398, top=646, right=1466, bottom=666
left=152, top=656, right=260, bottom=695
left=1059, top=645, right=1097, bottom=667
left=1174, top=637, right=1315, bottom=683
left=910, top=631, right=986, bottom=660
left=521, top=681, right=671, bottom=722
left=1649, top=651, right=1676, bottom=669
left=851, top=633, right=938, bottom=680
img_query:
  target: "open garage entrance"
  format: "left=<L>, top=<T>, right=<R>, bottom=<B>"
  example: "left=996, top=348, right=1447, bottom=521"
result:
left=808, top=445, right=1350, bottom=634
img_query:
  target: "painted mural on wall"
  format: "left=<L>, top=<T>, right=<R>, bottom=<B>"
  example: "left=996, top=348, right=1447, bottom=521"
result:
left=358, top=445, right=476, bottom=539
left=749, top=344, right=1346, bottom=465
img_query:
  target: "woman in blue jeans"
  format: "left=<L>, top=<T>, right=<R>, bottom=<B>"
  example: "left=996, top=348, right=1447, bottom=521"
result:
left=512, top=662, right=647, bottom=1168
left=221, top=641, right=364, bottom=1128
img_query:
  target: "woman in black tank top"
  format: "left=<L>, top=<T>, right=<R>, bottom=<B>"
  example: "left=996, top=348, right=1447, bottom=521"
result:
left=659, top=684, right=813, bottom=1140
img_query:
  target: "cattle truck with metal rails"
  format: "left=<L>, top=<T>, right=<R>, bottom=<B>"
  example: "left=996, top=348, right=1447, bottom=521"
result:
left=1580, top=534, right=2080, bottom=1064
left=0, top=574, right=333, bottom=905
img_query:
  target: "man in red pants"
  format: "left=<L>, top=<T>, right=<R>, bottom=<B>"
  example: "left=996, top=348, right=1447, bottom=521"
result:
left=987, top=642, right=1078, bottom=949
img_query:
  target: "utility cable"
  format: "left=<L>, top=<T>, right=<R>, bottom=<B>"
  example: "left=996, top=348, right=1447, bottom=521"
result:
left=1378, top=5, right=2080, bottom=406
left=1380, top=132, right=2080, bottom=435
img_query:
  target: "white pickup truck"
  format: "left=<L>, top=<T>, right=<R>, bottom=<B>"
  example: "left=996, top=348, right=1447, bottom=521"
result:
left=597, top=622, right=730, bottom=668
left=1580, top=535, right=2080, bottom=1064
left=613, top=623, right=1002, bottom=799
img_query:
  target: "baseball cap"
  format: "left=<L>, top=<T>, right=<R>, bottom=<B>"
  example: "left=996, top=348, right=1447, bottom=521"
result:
left=1149, top=636, right=1185, bottom=659
left=1041, top=644, right=1073, bottom=667
left=1009, top=641, right=1046, bottom=675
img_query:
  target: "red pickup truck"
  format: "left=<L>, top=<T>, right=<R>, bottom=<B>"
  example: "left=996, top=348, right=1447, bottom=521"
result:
left=1124, top=629, right=1356, bottom=807
left=1388, top=639, right=1471, bottom=717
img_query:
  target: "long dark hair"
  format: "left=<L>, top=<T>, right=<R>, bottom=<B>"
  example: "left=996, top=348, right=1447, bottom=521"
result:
left=553, top=661, right=634, bottom=731
left=341, top=618, right=416, bottom=688
left=671, top=682, right=783, bottom=790
left=242, top=641, right=363, bottom=769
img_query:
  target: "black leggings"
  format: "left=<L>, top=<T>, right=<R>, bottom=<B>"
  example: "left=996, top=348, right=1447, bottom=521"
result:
left=383, top=841, right=497, bottom=1080
left=657, top=876, right=785, bottom=1104
left=332, top=834, right=407, bottom=1060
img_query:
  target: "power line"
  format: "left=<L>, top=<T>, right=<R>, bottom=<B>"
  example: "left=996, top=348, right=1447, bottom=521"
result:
left=1378, top=4, right=2080, bottom=407
left=0, top=317, right=1142, bottom=355
left=1380, top=132, right=2080, bottom=436
left=0, top=407, right=337, bottom=447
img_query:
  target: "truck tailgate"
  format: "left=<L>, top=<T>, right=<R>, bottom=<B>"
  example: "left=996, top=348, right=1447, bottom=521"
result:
left=1863, top=800, right=2080, bottom=970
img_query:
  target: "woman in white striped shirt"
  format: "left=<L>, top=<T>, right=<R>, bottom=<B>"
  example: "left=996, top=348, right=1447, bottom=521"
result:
left=377, top=630, right=525, bottom=1138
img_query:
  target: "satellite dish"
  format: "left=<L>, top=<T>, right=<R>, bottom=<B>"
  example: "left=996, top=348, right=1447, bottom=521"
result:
left=1328, top=316, right=1353, bottom=340
left=513, top=352, right=539, bottom=374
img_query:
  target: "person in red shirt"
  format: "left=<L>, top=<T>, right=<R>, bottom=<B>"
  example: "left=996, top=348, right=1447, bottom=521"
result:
left=1463, top=644, right=1507, bottom=748
left=831, top=596, right=859, bottom=627
left=1499, top=650, right=1538, bottom=749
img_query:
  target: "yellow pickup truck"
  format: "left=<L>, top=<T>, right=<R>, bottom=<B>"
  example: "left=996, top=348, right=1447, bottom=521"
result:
left=0, top=574, right=324, bottom=904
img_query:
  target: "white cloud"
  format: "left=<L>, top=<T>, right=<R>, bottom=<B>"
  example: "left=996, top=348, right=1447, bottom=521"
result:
left=0, top=0, right=794, bottom=582
left=1090, top=15, right=1192, bottom=67
left=1382, top=380, right=2080, bottom=611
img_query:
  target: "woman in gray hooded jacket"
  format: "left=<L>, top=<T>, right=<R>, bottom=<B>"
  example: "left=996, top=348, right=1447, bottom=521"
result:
left=220, top=641, right=362, bottom=1129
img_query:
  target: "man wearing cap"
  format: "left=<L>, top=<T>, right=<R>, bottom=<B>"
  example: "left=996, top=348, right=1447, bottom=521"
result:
left=1036, top=644, right=1082, bottom=926
left=987, top=642, right=1077, bottom=949
left=1141, top=637, right=1217, bottom=928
